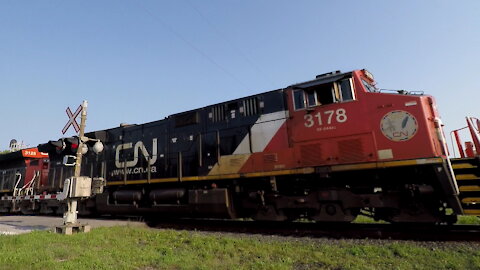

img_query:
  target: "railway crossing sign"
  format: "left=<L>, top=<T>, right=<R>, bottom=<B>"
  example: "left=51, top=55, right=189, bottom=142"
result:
left=62, top=104, right=82, bottom=134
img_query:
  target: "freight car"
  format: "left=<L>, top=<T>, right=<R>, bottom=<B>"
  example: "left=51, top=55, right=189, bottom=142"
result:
left=0, top=148, right=50, bottom=213
left=1, top=69, right=474, bottom=223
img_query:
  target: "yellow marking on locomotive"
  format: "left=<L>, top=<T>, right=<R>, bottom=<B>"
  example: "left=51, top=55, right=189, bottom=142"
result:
left=106, top=158, right=446, bottom=186
left=463, top=209, right=480, bottom=216
left=207, top=154, right=251, bottom=176
left=452, top=163, right=477, bottom=169
left=461, top=197, right=480, bottom=203
left=455, top=174, right=479, bottom=181
left=106, top=168, right=315, bottom=186
left=459, top=186, right=480, bottom=192
left=330, top=158, right=444, bottom=172
left=0, top=189, right=11, bottom=193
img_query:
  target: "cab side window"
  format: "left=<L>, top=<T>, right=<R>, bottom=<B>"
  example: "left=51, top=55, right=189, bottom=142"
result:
left=339, top=78, right=354, bottom=101
left=293, top=78, right=355, bottom=110
left=307, top=91, right=319, bottom=107
left=293, top=90, right=306, bottom=110
left=314, top=83, right=335, bottom=105
left=303, top=83, right=335, bottom=108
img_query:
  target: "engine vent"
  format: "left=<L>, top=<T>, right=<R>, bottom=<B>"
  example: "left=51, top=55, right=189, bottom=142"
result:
left=338, top=139, right=364, bottom=162
left=263, top=153, right=278, bottom=164
left=300, top=143, right=323, bottom=166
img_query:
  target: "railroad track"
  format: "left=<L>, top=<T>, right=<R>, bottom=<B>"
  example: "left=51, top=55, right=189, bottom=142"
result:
left=146, top=219, right=480, bottom=241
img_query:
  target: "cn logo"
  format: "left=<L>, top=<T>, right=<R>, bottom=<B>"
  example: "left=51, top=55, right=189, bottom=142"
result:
left=115, top=138, right=158, bottom=168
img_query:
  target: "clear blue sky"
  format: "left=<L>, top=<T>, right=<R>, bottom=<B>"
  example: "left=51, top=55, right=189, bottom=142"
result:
left=0, top=1, right=478, bottom=155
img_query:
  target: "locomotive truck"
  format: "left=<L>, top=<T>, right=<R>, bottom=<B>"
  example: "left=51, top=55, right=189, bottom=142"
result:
left=1, top=69, right=479, bottom=223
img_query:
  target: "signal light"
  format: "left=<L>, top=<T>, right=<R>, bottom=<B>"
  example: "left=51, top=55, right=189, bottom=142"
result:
left=37, top=139, right=65, bottom=154
left=64, top=137, right=80, bottom=155
left=38, top=136, right=103, bottom=158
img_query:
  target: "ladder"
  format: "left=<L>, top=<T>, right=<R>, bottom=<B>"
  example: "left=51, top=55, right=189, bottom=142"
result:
left=451, top=157, right=480, bottom=215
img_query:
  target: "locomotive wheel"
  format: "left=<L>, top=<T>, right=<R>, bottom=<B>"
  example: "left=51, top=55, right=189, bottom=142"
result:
left=20, top=202, right=39, bottom=215
left=39, top=202, right=55, bottom=214
left=55, top=204, right=67, bottom=215
left=312, top=203, right=357, bottom=223
left=374, top=206, right=443, bottom=224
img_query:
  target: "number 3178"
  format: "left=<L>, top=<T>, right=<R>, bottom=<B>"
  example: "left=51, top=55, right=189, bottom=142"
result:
left=304, top=108, right=347, bottom=128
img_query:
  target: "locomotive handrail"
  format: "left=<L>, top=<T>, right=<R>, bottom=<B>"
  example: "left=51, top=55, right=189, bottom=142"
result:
left=466, top=117, right=480, bottom=154
left=378, top=89, right=424, bottom=95
left=450, top=127, right=468, bottom=158
left=19, top=171, right=40, bottom=196
left=12, top=173, right=22, bottom=197
left=450, top=117, right=479, bottom=158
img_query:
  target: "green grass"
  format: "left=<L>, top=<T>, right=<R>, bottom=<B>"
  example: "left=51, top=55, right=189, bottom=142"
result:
left=1, top=226, right=480, bottom=270
left=353, top=215, right=385, bottom=224
left=456, top=215, right=480, bottom=225
left=353, top=215, right=480, bottom=225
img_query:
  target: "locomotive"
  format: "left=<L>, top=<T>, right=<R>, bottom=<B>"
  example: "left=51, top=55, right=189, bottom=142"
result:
left=1, top=69, right=475, bottom=223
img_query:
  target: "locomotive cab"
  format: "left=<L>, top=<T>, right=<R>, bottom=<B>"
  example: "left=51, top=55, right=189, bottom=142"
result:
left=287, top=70, right=374, bottom=166
left=282, top=69, right=460, bottom=223
left=286, top=69, right=448, bottom=164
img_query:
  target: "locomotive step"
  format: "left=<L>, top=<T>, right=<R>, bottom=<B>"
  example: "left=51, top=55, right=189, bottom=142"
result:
left=455, top=174, right=480, bottom=181
left=463, top=209, right=480, bottom=215
left=461, top=197, right=480, bottom=204
left=452, top=163, right=478, bottom=170
left=459, top=186, right=480, bottom=192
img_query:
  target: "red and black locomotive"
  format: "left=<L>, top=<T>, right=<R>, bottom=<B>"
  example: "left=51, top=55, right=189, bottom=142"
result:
left=1, top=69, right=472, bottom=223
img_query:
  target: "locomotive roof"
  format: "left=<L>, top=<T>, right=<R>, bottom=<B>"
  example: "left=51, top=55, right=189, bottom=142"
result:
left=0, top=151, right=23, bottom=162
left=290, top=70, right=353, bottom=89
left=88, top=70, right=357, bottom=134
left=0, top=148, right=47, bottom=162
left=0, top=149, right=35, bottom=162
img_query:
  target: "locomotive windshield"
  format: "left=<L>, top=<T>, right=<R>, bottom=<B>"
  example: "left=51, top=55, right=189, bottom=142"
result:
left=362, top=79, right=377, bottom=92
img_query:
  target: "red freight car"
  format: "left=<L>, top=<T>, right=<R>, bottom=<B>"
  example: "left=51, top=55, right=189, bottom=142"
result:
left=0, top=148, right=49, bottom=211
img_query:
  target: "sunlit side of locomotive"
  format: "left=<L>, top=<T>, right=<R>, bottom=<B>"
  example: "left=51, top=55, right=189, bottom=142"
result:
left=25, top=69, right=462, bottom=223
left=230, top=69, right=450, bottom=177
left=222, top=69, right=460, bottom=222
left=281, top=69, right=447, bottom=167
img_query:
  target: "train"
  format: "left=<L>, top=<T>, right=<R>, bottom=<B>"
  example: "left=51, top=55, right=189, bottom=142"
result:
left=1, top=69, right=479, bottom=223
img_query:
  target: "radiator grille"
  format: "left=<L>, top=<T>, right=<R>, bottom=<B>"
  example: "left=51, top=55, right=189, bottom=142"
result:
left=300, top=143, right=323, bottom=166
left=263, top=153, right=278, bottom=164
left=338, top=139, right=364, bottom=162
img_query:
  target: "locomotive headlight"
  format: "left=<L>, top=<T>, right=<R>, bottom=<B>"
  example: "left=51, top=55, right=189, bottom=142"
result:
left=363, top=69, right=374, bottom=81
left=92, top=141, right=104, bottom=154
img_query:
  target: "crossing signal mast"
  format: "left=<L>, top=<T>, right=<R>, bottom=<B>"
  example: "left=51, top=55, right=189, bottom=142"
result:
left=38, top=101, right=104, bottom=234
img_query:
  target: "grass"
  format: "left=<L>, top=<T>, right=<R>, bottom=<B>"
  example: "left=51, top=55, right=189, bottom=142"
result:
left=352, top=215, right=385, bottom=224
left=0, top=226, right=480, bottom=270
left=353, top=214, right=480, bottom=225
left=456, top=215, right=480, bottom=225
